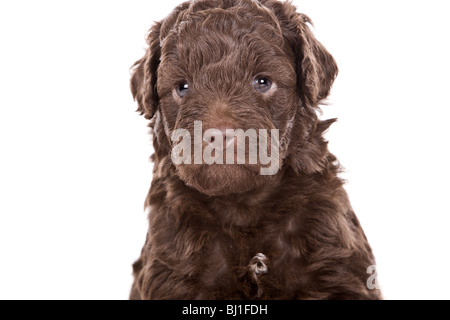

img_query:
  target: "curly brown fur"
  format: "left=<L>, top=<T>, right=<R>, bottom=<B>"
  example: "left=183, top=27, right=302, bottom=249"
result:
left=129, top=0, right=381, bottom=300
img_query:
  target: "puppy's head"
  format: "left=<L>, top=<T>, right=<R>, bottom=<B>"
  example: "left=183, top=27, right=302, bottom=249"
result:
left=131, top=0, right=338, bottom=197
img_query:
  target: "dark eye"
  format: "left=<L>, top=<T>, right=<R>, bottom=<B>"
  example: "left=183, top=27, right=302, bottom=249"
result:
left=252, top=78, right=272, bottom=93
left=176, top=82, right=190, bottom=98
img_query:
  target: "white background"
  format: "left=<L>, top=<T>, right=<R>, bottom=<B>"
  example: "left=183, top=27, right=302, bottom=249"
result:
left=0, top=0, right=449, bottom=300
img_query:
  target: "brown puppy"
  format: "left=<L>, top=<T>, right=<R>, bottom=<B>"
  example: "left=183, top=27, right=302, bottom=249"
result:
left=129, top=0, right=381, bottom=299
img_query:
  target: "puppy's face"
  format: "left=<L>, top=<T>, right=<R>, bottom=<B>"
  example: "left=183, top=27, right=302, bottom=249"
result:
left=131, top=0, right=338, bottom=197
left=157, top=8, right=296, bottom=196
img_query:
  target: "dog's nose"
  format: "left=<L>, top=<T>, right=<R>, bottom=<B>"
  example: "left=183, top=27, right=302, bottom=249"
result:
left=204, top=127, right=235, bottom=151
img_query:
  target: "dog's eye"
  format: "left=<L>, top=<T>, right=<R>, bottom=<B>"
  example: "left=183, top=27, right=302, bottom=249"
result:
left=252, top=78, right=272, bottom=93
left=176, top=82, right=190, bottom=98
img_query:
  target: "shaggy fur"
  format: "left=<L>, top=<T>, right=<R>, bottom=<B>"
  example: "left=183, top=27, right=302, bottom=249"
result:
left=129, top=0, right=381, bottom=300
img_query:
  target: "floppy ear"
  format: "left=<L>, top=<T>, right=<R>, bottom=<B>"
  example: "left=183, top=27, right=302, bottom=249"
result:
left=130, top=22, right=162, bottom=120
left=295, top=14, right=338, bottom=106
left=261, top=0, right=338, bottom=106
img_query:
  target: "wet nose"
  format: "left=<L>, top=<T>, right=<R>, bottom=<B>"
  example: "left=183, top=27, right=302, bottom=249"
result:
left=204, top=127, right=235, bottom=151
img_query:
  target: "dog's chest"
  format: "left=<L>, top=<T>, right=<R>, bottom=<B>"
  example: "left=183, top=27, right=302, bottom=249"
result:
left=198, top=222, right=302, bottom=299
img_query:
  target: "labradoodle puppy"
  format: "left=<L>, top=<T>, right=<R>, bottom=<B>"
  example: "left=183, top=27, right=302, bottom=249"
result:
left=129, top=0, right=381, bottom=300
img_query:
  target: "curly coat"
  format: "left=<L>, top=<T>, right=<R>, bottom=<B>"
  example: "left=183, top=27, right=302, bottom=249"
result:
left=129, top=0, right=381, bottom=300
